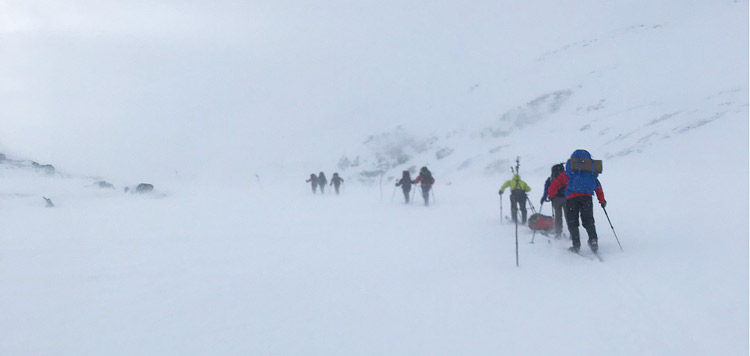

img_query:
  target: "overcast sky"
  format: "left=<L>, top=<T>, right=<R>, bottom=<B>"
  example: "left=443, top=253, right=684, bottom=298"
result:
left=0, top=0, right=733, bottom=183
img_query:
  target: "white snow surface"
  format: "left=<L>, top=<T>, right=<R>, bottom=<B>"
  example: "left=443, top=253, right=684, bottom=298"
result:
left=1, top=117, right=747, bottom=355
left=1, top=0, right=748, bottom=355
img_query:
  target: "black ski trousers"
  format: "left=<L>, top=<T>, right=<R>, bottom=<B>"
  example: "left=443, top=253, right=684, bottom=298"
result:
left=402, top=187, right=411, bottom=203
left=421, top=186, right=431, bottom=206
left=564, top=195, right=598, bottom=247
left=510, top=189, right=527, bottom=224
left=551, top=196, right=565, bottom=237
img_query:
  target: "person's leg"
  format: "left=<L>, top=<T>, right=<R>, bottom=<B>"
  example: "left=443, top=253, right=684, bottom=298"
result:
left=519, top=193, right=528, bottom=224
left=553, top=197, right=564, bottom=238
left=422, top=187, right=430, bottom=206
left=565, top=197, right=582, bottom=250
left=510, top=194, right=519, bottom=222
left=580, top=197, right=599, bottom=251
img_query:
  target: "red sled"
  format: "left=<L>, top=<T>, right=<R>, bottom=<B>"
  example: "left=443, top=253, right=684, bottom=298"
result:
left=528, top=213, right=554, bottom=230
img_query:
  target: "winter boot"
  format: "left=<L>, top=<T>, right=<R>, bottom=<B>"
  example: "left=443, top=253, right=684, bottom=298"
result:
left=569, top=238, right=581, bottom=253
left=588, top=239, right=599, bottom=253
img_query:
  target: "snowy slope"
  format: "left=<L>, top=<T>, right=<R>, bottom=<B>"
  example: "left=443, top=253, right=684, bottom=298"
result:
left=0, top=0, right=748, bottom=355
left=333, top=1, right=747, bottom=186
left=1, top=114, right=746, bottom=355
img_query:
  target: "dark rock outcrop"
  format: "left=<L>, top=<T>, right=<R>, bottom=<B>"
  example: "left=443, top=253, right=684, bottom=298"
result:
left=93, top=181, right=115, bottom=189
left=135, top=183, right=154, bottom=193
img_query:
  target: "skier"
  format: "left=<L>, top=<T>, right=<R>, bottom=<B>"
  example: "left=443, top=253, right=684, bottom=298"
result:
left=306, top=173, right=318, bottom=194
left=498, top=173, right=531, bottom=224
left=394, top=170, right=413, bottom=203
left=330, top=173, right=344, bottom=195
left=317, top=172, right=328, bottom=194
left=547, top=149, right=606, bottom=253
left=541, top=163, right=566, bottom=239
left=412, top=167, right=435, bottom=206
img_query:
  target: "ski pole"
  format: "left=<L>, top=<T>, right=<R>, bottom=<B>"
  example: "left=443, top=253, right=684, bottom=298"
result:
left=431, top=188, right=436, bottom=203
left=515, top=212, right=520, bottom=267
left=602, top=206, right=624, bottom=252
left=499, top=195, right=503, bottom=224
left=410, top=186, right=416, bottom=204
left=525, top=193, right=537, bottom=215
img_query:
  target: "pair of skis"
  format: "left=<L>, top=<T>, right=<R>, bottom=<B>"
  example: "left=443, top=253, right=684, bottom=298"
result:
left=570, top=248, right=604, bottom=262
left=504, top=215, right=604, bottom=262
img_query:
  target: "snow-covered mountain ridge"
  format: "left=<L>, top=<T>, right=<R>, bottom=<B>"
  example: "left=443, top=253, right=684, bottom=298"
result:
left=334, top=1, right=747, bottom=184
left=339, top=85, right=746, bottom=184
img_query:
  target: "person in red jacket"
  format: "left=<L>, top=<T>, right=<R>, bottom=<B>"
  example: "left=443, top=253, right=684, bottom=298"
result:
left=548, top=150, right=607, bottom=253
left=412, top=166, right=435, bottom=206
left=306, top=173, right=318, bottom=194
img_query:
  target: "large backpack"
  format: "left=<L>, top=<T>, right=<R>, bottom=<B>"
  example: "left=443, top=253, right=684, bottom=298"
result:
left=565, top=150, right=602, bottom=195
left=420, top=168, right=435, bottom=185
left=550, top=163, right=566, bottom=197
left=551, top=163, right=564, bottom=179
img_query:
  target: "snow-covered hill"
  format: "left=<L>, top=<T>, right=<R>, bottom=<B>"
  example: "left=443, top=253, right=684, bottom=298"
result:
left=332, top=1, right=747, bottom=185
left=0, top=1, right=747, bottom=355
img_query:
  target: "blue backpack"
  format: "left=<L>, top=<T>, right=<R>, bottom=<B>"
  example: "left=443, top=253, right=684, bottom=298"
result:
left=565, top=150, right=601, bottom=195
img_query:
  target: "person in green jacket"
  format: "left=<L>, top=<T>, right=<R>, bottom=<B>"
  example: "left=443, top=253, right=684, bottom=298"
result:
left=499, top=174, right=532, bottom=224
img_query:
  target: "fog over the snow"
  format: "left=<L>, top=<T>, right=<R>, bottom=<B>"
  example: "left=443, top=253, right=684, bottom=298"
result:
left=1, top=1, right=749, bottom=355
left=4, top=1, right=744, bottom=183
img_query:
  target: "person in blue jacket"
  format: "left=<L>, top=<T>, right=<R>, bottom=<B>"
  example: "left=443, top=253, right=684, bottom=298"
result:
left=548, top=150, right=607, bottom=253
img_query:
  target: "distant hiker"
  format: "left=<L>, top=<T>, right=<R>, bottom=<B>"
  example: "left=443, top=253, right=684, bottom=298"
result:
left=541, top=163, right=566, bottom=238
left=43, top=196, right=55, bottom=208
left=547, top=149, right=606, bottom=253
left=412, top=167, right=435, bottom=206
left=330, top=173, right=344, bottom=195
left=395, top=170, right=413, bottom=203
left=499, top=173, right=531, bottom=224
left=318, top=172, right=328, bottom=194
left=306, top=173, right=319, bottom=194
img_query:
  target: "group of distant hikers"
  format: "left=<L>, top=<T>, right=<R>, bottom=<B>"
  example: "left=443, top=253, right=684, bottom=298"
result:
left=305, top=149, right=607, bottom=253
left=306, top=172, right=345, bottom=195
left=395, top=166, right=435, bottom=206
left=498, top=149, right=606, bottom=253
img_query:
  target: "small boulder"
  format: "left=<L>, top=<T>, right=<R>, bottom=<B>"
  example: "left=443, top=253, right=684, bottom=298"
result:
left=94, top=181, right=115, bottom=189
left=135, top=183, right=154, bottom=193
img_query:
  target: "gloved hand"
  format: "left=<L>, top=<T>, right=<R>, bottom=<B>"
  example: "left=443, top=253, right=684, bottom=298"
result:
left=600, top=201, right=607, bottom=208
left=498, top=190, right=503, bottom=195
left=540, top=198, right=545, bottom=205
